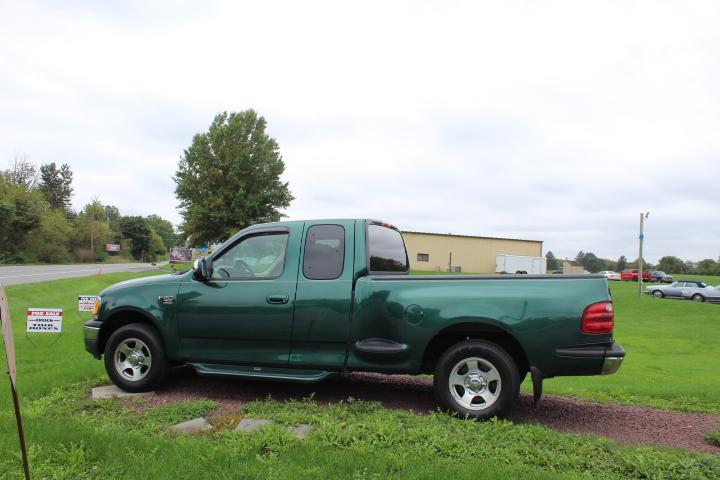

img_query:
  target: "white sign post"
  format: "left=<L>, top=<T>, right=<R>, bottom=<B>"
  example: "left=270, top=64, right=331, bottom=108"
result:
left=26, top=308, right=63, bottom=333
left=0, top=284, right=31, bottom=480
left=78, top=296, right=99, bottom=312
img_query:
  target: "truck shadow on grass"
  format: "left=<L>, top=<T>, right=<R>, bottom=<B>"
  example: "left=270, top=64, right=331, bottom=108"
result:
left=149, top=367, right=720, bottom=454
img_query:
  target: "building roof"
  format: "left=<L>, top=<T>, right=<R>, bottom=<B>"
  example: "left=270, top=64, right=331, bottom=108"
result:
left=402, top=230, right=543, bottom=244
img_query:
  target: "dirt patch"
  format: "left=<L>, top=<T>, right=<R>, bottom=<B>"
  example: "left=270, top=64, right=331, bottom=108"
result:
left=147, top=367, right=720, bottom=454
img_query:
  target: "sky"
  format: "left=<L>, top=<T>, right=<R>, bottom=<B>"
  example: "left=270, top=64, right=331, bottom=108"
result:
left=1, top=0, right=719, bottom=263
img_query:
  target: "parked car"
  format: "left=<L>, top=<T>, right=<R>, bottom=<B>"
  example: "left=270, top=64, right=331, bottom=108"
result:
left=83, top=219, right=624, bottom=420
left=680, top=284, right=720, bottom=303
left=650, top=271, right=673, bottom=283
left=645, top=280, right=708, bottom=299
left=598, top=271, right=621, bottom=281
left=620, top=269, right=653, bottom=282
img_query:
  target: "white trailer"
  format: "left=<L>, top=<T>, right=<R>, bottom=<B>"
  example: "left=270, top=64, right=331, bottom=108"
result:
left=495, top=254, right=546, bottom=274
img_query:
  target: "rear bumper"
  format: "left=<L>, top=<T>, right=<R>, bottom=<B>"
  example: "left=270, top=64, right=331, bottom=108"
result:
left=83, top=320, right=103, bottom=359
left=555, top=342, right=625, bottom=376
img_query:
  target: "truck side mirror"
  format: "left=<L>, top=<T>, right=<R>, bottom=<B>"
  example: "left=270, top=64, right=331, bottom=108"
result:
left=193, top=258, right=210, bottom=281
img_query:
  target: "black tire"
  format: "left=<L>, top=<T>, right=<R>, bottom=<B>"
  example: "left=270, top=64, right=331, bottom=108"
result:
left=652, top=290, right=664, bottom=298
left=433, top=340, right=520, bottom=420
left=692, top=294, right=705, bottom=303
left=104, top=323, right=169, bottom=392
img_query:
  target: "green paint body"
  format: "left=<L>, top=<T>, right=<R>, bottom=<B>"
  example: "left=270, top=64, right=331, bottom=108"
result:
left=91, top=219, right=614, bottom=381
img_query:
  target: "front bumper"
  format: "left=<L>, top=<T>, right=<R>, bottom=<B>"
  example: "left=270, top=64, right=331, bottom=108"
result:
left=83, top=320, right=103, bottom=359
left=555, top=342, right=625, bottom=375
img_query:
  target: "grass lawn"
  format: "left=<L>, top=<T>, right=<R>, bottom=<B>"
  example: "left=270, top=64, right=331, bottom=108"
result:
left=160, top=263, right=193, bottom=273
left=0, top=272, right=718, bottom=478
left=533, top=277, right=720, bottom=414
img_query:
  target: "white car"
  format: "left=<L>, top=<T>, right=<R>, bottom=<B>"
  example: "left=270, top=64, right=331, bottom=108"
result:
left=598, top=271, right=621, bottom=281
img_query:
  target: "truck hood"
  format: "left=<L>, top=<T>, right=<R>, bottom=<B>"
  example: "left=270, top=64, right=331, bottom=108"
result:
left=100, top=273, right=184, bottom=296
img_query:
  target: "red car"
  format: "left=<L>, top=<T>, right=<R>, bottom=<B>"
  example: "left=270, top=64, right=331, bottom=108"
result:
left=620, top=269, right=653, bottom=282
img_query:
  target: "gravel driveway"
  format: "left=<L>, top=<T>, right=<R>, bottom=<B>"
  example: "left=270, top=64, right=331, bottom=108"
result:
left=148, top=368, right=720, bottom=454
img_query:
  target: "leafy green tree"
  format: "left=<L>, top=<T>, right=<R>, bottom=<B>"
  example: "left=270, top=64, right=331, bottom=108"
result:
left=545, top=251, right=558, bottom=271
left=0, top=176, right=45, bottom=262
left=696, top=259, right=717, bottom=275
left=616, top=255, right=627, bottom=271
left=119, top=216, right=150, bottom=260
left=145, top=214, right=177, bottom=249
left=39, top=162, right=74, bottom=210
left=575, top=251, right=585, bottom=264
left=656, top=256, right=684, bottom=274
left=76, top=200, right=113, bottom=261
left=3, top=155, right=38, bottom=189
left=148, top=227, right=166, bottom=262
left=174, top=110, right=294, bottom=243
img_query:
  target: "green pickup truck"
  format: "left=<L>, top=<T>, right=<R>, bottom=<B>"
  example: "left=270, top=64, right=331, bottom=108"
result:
left=83, top=219, right=624, bottom=419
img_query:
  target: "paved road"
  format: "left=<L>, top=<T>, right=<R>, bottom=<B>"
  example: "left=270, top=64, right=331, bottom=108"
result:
left=0, top=263, right=164, bottom=286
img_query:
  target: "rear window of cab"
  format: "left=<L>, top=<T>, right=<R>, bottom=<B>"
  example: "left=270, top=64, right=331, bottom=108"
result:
left=367, top=224, right=409, bottom=273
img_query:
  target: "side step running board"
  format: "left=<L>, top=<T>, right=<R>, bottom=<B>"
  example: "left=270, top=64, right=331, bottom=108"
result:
left=190, top=363, right=337, bottom=383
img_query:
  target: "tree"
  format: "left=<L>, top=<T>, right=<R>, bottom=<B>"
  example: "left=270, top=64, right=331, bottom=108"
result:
left=656, top=256, right=684, bottom=274
left=174, top=110, right=294, bottom=243
left=545, top=251, right=558, bottom=271
left=616, top=255, right=627, bottom=271
left=39, top=162, right=73, bottom=210
left=3, top=154, right=38, bottom=189
left=119, top=216, right=150, bottom=260
left=575, top=251, right=585, bottom=264
left=696, top=259, right=717, bottom=275
left=148, top=227, right=166, bottom=262
left=145, top=214, right=177, bottom=249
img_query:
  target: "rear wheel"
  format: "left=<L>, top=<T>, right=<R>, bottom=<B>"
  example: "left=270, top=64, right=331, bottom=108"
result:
left=433, top=340, right=520, bottom=420
left=692, top=294, right=705, bottom=303
left=104, top=323, right=169, bottom=392
left=653, top=290, right=664, bottom=298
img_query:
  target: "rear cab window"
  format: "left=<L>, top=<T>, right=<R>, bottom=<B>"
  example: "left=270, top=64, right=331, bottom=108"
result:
left=303, top=224, right=345, bottom=280
left=367, top=222, right=409, bottom=274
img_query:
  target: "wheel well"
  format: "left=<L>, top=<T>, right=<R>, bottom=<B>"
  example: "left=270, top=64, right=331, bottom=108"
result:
left=98, top=311, right=158, bottom=355
left=421, top=323, right=530, bottom=375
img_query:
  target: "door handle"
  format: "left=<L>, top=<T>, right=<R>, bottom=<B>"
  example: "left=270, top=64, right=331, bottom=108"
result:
left=266, top=293, right=289, bottom=304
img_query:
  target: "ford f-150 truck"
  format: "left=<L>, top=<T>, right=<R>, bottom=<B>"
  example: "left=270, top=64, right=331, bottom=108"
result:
left=83, top=219, right=624, bottom=419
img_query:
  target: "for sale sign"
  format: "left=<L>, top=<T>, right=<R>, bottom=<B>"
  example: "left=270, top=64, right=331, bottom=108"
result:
left=78, top=295, right=99, bottom=312
left=106, top=243, right=121, bottom=252
left=26, top=308, right=63, bottom=333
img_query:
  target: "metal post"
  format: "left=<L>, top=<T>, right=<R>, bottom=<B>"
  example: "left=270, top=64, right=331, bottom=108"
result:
left=9, top=382, right=31, bottom=480
left=638, top=213, right=643, bottom=296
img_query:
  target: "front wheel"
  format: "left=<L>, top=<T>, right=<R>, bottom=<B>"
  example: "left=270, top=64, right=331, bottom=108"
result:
left=104, top=323, right=169, bottom=392
left=433, top=340, right=520, bottom=420
left=692, top=294, right=705, bottom=303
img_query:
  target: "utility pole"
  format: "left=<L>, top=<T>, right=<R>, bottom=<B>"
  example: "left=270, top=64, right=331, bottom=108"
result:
left=638, top=212, right=649, bottom=297
left=90, top=208, right=95, bottom=253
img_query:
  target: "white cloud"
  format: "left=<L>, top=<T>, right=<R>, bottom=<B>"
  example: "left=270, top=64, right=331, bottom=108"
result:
left=1, top=0, right=719, bottom=262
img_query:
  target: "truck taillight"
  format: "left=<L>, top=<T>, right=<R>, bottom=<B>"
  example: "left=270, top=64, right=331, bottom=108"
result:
left=581, top=301, right=614, bottom=334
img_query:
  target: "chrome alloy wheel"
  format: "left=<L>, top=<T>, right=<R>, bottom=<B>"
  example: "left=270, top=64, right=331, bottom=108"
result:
left=449, top=356, right=502, bottom=411
left=114, top=338, right=152, bottom=381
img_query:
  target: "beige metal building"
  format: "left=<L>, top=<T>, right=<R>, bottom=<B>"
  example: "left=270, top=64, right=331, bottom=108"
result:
left=562, top=260, right=585, bottom=274
left=402, top=231, right=543, bottom=273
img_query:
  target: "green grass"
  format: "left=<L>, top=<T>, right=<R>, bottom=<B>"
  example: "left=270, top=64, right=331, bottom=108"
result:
left=160, top=263, right=192, bottom=272
left=0, top=272, right=164, bottom=410
left=530, top=279, right=720, bottom=414
left=707, top=430, right=720, bottom=448
left=1, top=272, right=719, bottom=478
left=0, top=380, right=717, bottom=479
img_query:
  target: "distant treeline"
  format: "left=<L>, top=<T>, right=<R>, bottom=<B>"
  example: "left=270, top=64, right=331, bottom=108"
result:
left=0, top=156, right=177, bottom=264
left=546, top=251, right=720, bottom=276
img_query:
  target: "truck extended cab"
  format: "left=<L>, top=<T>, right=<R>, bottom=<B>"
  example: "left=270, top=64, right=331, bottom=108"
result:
left=83, top=219, right=624, bottom=419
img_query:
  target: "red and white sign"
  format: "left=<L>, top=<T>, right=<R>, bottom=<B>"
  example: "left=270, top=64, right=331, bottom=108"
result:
left=106, top=243, right=121, bottom=252
left=26, top=308, right=63, bottom=333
